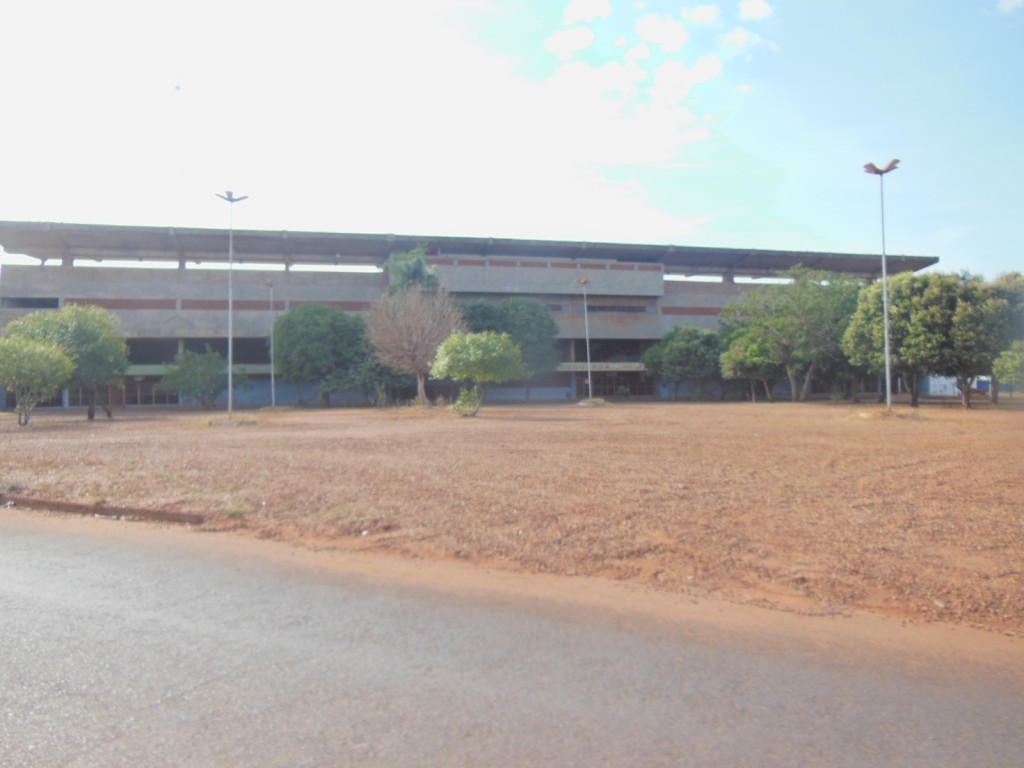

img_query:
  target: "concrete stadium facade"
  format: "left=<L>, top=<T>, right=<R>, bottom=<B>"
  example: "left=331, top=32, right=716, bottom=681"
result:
left=0, top=221, right=938, bottom=407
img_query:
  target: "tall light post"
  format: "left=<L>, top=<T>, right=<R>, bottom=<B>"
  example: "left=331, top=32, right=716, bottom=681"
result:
left=863, top=159, right=899, bottom=411
left=216, top=190, right=248, bottom=420
left=263, top=278, right=276, bottom=408
left=577, top=278, right=594, bottom=400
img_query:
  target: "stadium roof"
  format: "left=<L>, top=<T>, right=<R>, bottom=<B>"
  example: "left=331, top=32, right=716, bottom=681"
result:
left=0, top=221, right=938, bottom=278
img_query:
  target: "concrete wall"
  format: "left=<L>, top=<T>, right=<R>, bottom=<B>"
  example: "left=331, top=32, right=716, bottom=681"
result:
left=431, top=257, right=664, bottom=297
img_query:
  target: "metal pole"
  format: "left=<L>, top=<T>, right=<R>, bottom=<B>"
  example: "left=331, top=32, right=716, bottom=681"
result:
left=578, top=279, right=593, bottom=400
left=267, top=280, right=276, bottom=408
left=216, top=191, right=248, bottom=420
left=878, top=174, right=893, bottom=411
left=863, top=160, right=898, bottom=412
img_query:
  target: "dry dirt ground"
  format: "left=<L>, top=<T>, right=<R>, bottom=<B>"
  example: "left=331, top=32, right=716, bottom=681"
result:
left=2, top=400, right=1022, bottom=635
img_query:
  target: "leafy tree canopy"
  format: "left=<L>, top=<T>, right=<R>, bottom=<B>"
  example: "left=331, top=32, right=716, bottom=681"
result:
left=158, top=346, right=227, bottom=410
left=721, top=267, right=861, bottom=401
left=384, top=247, right=439, bottom=295
left=994, top=340, right=1024, bottom=391
left=643, top=326, right=721, bottom=400
left=0, top=336, right=75, bottom=426
left=4, top=304, right=128, bottom=419
left=463, top=298, right=560, bottom=383
left=273, top=304, right=368, bottom=406
left=843, top=272, right=1009, bottom=407
left=430, top=331, right=527, bottom=415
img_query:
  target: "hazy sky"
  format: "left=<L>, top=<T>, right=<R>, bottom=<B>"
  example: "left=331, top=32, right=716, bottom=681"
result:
left=1, top=1, right=1020, bottom=278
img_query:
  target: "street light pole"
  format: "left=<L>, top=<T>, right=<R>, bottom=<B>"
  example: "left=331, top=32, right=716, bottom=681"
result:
left=264, top=279, right=276, bottom=408
left=577, top=278, right=593, bottom=400
left=216, top=190, right=248, bottom=420
left=863, top=159, right=899, bottom=412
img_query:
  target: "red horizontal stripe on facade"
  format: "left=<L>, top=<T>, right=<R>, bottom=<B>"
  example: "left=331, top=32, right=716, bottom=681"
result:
left=489, top=259, right=516, bottom=267
left=232, top=300, right=276, bottom=310
left=181, top=299, right=228, bottom=310
left=637, top=264, right=663, bottom=272
left=428, top=258, right=455, bottom=266
left=289, top=300, right=371, bottom=311
left=458, top=258, right=486, bottom=266
left=580, top=262, right=608, bottom=270
left=661, top=306, right=721, bottom=316
left=550, top=262, right=577, bottom=269
left=518, top=260, right=548, bottom=268
left=68, top=298, right=176, bottom=310
left=610, top=264, right=635, bottom=271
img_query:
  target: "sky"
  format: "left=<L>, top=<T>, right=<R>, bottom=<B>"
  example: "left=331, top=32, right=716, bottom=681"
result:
left=1, top=0, right=1021, bottom=278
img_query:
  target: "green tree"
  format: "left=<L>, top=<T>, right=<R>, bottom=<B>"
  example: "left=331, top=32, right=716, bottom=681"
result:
left=430, top=331, right=528, bottom=416
left=989, top=272, right=1024, bottom=403
left=366, top=287, right=465, bottom=404
left=938, top=275, right=1008, bottom=408
left=844, top=273, right=1009, bottom=408
left=643, top=326, right=722, bottom=400
left=0, top=336, right=75, bottom=426
left=273, top=304, right=368, bottom=406
left=844, top=273, right=940, bottom=406
left=719, top=333, right=783, bottom=401
left=384, top=247, right=439, bottom=294
left=158, top=346, right=228, bottom=409
left=5, top=305, right=128, bottom=419
left=993, top=340, right=1024, bottom=396
left=720, top=268, right=861, bottom=402
left=497, top=298, right=560, bottom=387
left=349, top=356, right=415, bottom=407
left=464, top=298, right=560, bottom=396
left=461, top=299, right=505, bottom=333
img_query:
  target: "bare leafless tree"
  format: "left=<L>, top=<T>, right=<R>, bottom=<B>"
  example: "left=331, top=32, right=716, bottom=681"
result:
left=365, top=286, right=465, bottom=403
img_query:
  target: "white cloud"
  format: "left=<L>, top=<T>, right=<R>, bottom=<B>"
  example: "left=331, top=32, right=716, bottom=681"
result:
left=544, top=26, right=596, bottom=60
left=625, top=42, right=652, bottom=63
left=738, top=0, right=772, bottom=20
left=686, top=4, right=721, bottom=24
left=635, top=14, right=689, bottom=53
left=647, top=55, right=724, bottom=105
left=722, top=25, right=761, bottom=52
left=564, top=0, right=612, bottom=25
left=997, top=0, right=1023, bottom=11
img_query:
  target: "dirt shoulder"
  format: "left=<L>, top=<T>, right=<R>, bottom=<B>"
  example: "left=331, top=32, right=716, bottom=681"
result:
left=1, top=402, right=1022, bottom=637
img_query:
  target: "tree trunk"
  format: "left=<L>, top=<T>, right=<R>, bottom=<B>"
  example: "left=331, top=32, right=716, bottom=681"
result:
left=750, top=380, right=757, bottom=402
left=958, top=376, right=973, bottom=409
left=786, top=365, right=799, bottom=402
left=470, top=384, right=483, bottom=416
left=673, top=380, right=680, bottom=401
left=416, top=372, right=428, bottom=405
left=86, top=388, right=96, bottom=421
left=908, top=373, right=920, bottom=408
left=991, top=374, right=1001, bottom=405
left=762, top=379, right=776, bottom=402
left=798, top=361, right=817, bottom=402
left=99, top=386, right=113, bottom=418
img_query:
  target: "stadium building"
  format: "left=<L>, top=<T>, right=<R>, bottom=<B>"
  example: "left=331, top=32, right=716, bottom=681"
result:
left=0, top=221, right=938, bottom=407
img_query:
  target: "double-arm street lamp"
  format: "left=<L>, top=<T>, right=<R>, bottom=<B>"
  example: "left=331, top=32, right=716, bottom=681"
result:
left=863, top=159, right=899, bottom=411
left=216, top=190, right=249, bottom=420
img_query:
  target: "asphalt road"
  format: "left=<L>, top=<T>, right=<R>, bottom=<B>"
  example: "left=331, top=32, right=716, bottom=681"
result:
left=2, top=512, right=1021, bottom=768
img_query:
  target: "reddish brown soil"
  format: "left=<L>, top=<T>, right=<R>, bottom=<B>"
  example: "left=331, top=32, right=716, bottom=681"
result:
left=2, top=401, right=1022, bottom=634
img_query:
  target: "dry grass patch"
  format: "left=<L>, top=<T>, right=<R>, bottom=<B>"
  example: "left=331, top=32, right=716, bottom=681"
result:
left=2, top=401, right=1022, bottom=633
